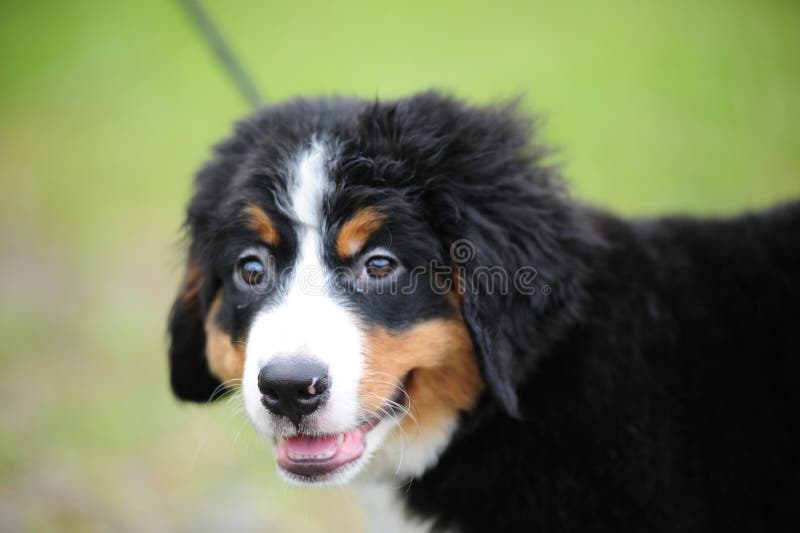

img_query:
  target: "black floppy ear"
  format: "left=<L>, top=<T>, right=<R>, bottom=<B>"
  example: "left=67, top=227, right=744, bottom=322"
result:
left=458, top=266, right=521, bottom=418
left=404, top=94, right=596, bottom=418
left=441, top=193, right=593, bottom=420
left=167, top=255, right=222, bottom=402
left=448, top=222, right=525, bottom=419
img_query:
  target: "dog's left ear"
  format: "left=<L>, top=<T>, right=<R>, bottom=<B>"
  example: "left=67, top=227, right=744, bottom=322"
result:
left=437, top=192, right=594, bottom=419
left=410, top=95, right=596, bottom=418
left=167, top=252, right=222, bottom=402
left=450, top=228, right=523, bottom=418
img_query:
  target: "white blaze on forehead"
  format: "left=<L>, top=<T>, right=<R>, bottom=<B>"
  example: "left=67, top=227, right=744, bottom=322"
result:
left=289, top=142, right=331, bottom=298
left=291, top=143, right=329, bottom=228
left=243, top=141, right=365, bottom=435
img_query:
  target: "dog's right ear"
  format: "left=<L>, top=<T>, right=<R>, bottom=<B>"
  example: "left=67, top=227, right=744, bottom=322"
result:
left=167, top=253, right=222, bottom=402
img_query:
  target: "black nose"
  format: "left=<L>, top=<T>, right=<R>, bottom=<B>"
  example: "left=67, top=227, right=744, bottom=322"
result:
left=258, top=358, right=329, bottom=425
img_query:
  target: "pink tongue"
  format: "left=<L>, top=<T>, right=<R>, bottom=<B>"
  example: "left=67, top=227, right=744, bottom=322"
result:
left=276, top=426, right=368, bottom=475
left=285, top=434, right=339, bottom=455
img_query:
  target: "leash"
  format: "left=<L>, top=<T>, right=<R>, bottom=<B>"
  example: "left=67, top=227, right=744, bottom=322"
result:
left=179, top=0, right=263, bottom=108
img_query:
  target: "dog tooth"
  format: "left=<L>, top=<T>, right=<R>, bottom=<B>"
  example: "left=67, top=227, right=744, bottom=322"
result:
left=287, top=448, right=336, bottom=461
left=336, top=434, right=344, bottom=446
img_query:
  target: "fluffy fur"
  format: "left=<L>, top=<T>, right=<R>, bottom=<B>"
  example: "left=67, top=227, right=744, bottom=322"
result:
left=168, top=92, right=800, bottom=532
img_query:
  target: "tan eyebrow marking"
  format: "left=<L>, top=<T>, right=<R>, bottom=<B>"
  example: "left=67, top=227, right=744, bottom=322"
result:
left=336, top=207, right=386, bottom=258
left=244, top=203, right=280, bottom=247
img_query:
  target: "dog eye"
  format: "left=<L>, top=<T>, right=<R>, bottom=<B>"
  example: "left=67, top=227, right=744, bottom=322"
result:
left=235, top=253, right=268, bottom=289
left=364, top=255, right=397, bottom=279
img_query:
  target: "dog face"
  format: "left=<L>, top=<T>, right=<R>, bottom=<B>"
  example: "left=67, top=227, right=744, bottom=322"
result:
left=169, top=93, right=585, bottom=485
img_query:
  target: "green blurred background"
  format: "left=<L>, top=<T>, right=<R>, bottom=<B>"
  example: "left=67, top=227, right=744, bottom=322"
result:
left=0, top=0, right=798, bottom=531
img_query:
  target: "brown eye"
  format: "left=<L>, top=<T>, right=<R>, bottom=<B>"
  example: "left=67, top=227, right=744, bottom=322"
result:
left=235, top=255, right=267, bottom=288
left=364, top=255, right=397, bottom=279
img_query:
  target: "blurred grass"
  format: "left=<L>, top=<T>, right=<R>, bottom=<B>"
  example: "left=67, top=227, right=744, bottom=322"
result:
left=0, top=0, right=798, bottom=531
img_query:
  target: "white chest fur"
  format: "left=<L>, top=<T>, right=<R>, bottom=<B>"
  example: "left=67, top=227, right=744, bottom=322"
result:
left=355, top=482, right=435, bottom=533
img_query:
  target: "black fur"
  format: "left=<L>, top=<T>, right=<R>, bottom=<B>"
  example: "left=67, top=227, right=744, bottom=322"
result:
left=169, top=92, right=800, bottom=531
left=408, top=203, right=800, bottom=532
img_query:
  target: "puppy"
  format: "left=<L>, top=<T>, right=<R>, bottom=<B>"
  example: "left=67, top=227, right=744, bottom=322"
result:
left=168, top=92, right=800, bottom=532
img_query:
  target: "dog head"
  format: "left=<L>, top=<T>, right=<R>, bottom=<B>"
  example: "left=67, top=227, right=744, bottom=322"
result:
left=167, top=93, right=591, bottom=484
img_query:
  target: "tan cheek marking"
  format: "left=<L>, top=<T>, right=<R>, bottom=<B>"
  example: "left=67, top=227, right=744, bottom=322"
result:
left=360, top=319, right=484, bottom=436
left=448, top=261, right=464, bottom=308
left=244, top=203, right=280, bottom=247
left=180, top=259, right=201, bottom=305
left=336, top=207, right=385, bottom=258
left=204, top=294, right=245, bottom=384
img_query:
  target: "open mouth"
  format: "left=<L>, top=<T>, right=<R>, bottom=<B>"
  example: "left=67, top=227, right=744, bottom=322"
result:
left=274, top=420, right=375, bottom=480
left=273, top=376, right=410, bottom=481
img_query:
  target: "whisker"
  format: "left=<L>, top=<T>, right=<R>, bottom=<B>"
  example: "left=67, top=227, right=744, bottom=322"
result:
left=361, top=371, right=414, bottom=407
left=359, top=377, right=413, bottom=405
left=364, top=380, right=417, bottom=423
left=206, top=377, right=243, bottom=403
left=363, top=391, right=419, bottom=433
left=367, top=402, right=408, bottom=475
left=231, top=413, right=250, bottom=450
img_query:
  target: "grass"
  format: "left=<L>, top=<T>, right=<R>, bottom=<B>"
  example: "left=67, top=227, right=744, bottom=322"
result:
left=0, top=0, right=798, bottom=530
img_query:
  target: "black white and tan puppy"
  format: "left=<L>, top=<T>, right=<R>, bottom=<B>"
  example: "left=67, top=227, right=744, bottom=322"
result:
left=168, top=92, right=800, bottom=532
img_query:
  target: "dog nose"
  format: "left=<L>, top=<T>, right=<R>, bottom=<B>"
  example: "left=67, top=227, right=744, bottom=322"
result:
left=258, top=358, right=329, bottom=424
